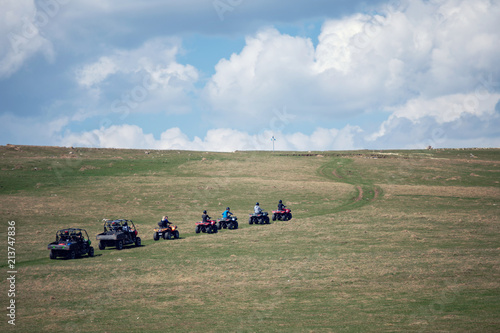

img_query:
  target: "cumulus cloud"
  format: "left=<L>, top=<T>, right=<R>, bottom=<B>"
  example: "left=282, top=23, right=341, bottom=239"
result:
left=74, top=37, right=199, bottom=115
left=365, top=91, right=500, bottom=149
left=363, top=110, right=500, bottom=149
left=203, top=0, right=500, bottom=131
left=0, top=0, right=55, bottom=79
left=369, top=92, right=500, bottom=141
left=59, top=124, right=363, bottom=152
left=2, top=0, right=499, bottom=150
left=75, top=56, right=118, bottom=88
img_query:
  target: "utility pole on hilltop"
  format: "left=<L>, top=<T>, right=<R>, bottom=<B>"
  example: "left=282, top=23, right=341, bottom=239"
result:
left=271, top=136, right=276, bottom=152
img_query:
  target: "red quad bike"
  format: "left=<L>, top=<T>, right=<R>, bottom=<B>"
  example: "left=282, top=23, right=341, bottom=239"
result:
left=195, top=219, right=218, bottom=234
left=272, top=208, right=292, bottom=221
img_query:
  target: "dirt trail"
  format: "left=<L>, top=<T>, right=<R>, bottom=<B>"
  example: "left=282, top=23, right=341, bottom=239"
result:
left=355, top=186, right=363, bottom=202
left=317, top=160, right=382, bottom=214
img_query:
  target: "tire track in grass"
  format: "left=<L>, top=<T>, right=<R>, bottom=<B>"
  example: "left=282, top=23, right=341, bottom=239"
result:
left=317, top=158, right=382, bottom=215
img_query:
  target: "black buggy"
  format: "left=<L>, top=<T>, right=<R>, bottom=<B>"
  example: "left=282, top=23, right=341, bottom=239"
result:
left=96, top=219, right=141, bottom=250
left=48, top=228, right=94, bottom=259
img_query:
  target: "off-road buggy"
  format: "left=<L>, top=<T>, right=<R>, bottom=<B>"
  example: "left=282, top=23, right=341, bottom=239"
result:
left=96, top=219, right=141, bottom=250
left=195, top=218, right=218, bottom=234
left=153, top=221, right=180, bottom=241
left=272, top=208, right=292, bottom=221
left=249, top=212, right=270, bottom=225
left=218, top=216, right=239, bottom=230
left=48, top=228, right=94, bottom=259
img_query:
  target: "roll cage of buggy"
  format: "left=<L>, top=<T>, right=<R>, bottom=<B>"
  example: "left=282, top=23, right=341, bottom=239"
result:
left=96, top=219, right=141, bottom=250
left=48, top=228, right=94, bottom=259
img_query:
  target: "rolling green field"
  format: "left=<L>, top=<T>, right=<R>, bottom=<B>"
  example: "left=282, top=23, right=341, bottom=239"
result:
left=1, top=145, right=499, bottom=332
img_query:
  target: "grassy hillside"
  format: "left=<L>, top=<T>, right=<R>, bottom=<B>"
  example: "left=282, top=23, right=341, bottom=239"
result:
left=0, top=145, right=499, bottom=332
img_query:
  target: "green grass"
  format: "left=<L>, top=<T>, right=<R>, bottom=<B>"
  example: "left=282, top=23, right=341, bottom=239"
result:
left=0, top=146, right=499, bottom=332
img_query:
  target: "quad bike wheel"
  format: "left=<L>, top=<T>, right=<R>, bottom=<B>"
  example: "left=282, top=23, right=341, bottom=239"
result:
left=165, top=231, right=171, bottom=240
left=135, top=237, right=141, bottom=247
left=153, top=232, right=159, bottom=241
left=88, top=247, right=94, bottom=257
left=249, top=217, right=253, bottom=224
left=174, top=230, right=180, bottom=239
left=99, top=241, right=105, bottom=250
left=272, top=214, right=276, bottom=221
left=50, top=250, right=56, bottom=260
left=116, top=240, right=123, bottom=250
left=195, top=225, right=201, bottom=233
left=68, top=250, right=76, bottom=260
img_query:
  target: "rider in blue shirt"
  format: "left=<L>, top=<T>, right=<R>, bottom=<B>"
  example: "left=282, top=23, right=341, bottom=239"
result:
left=222, top=207, right=233, bottom=219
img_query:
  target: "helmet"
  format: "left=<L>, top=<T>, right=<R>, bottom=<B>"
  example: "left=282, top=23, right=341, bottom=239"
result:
left=256, top=202, right=259, bottom=205
left=279, top=200, right=282, bottom=203
left=203, top=210, right=207, bottom=214
left=226, top=207, right=230, bottom=210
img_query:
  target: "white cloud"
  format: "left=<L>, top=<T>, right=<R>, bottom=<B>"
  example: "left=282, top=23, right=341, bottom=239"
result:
left=203, top=28, right=316, bottom=121
left=75, top=56, right=118, bottom=88
left=203, top=0, right=500, bottom=129
left=369, top=92, right=500, bottom=142
left=74, top=37, right=199, bottom=116
left=59, top=124, right=362, bottom=152
left=0, top=0, right=55, bottom=79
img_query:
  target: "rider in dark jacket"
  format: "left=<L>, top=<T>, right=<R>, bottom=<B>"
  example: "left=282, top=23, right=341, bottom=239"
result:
left=158, top=216, right=170, bottom=228
left=278, top=200, right=286, bottom=211
left=202, top=210, right=211, bottom=223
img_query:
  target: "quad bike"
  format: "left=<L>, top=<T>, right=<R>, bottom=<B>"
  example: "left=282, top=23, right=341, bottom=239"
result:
left=248, top=211, right=270, bottom=225
left=96, top=219, right=141, bottom=250
left=48, top=228, right=94, bottom=259
left=272, top=208, right=292, bottom=221
left=195, top=219, right=218, bottom=234
left=153, top=222, right=180, bottom=241
left=218, top=216, right=239, bottom=230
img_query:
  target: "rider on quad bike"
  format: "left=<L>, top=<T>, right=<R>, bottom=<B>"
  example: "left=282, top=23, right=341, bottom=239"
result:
left=249, top=202, right=270, bottom=225
left=254, top=202, right=263, bottom=214
left=272, top=200, right=292, bottom=221
left=158, top=215, right=170, bottom=228
left=196, top=210, right=218, bottom=234
left=153, top=215, right=180, bottom=241
left=218, top=207, right=238, bottom=230
left=222, top=207, right=233, bottom=219
left=202, top=210, right=210, bottom=223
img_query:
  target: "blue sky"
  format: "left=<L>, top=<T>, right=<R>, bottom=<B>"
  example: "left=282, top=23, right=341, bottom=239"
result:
left=1, top=0, right=499, bottom=151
